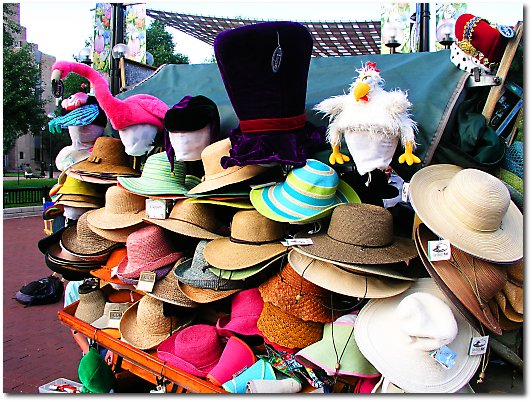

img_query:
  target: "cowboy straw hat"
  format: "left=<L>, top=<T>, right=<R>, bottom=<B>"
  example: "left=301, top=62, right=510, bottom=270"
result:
left=288, top=249, right=412, bottom=299
left=355, top=277, right=481, bottom=393
left=203, top=209, right=288, bottom=270
left=415, top=223, right=507, bottom=335
left=87, top=221, right=147, bottom=243
left=409, top=164, right=523, bottom=263
left=294, top=203, right=418, bottom=265
left=86, top=185, right=147, bottom=230
left=187, top=138, right=268, bottom=195
left=250, top=159, right=360, bottom=223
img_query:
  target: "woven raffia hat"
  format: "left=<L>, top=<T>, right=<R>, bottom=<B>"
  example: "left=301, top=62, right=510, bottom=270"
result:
left=257, top=301, right=324, bottom=349
left=87, top=221, right=147, bottom=243
left=216, top=288, right=264, bottom=338
left=250, top=159, right=360, bottom=223
left=117, top=153, right=194, bottom=196
left=149, top=270, right=199, bottom=308
left=415, top=223, right=507, bottom=335
left=74, top=283, right=106, bottom=324
left=208, top=253, right=286, bottom=281
left=176, top=281, right=239, bottom=304
left=355, top=278, right=481, bottom=393
left=145, top=200, right=224, bottom=240
left=55, top=193, right=104, bottom=209
left=183, top=197, right=254, bottom=210
left=120, top=295, right=195, bottom=350
left=204, top=209, right=288, bottom=270
left=289, top=249, right=412, bottom=299
left=60, top=210, right=119, bottom=257
left=295, top=203, right=418, bottom=265
left=70, top=136, right=139, bottom=176
left=117, top=225, right=184, bottom=279
left=259, top=261, right=340, bottom=323
left=187, top=138, right=268, bottom=195
left=86, top=185, right=146, bottom=230
left=409, top=164, right=523, bottom=263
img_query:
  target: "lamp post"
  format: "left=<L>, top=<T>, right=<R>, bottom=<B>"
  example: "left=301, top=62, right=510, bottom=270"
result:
left=110, top=2, right=125, bottom=96
left=111, top=43, right=128, bottom=95
left=78, top=47, right=93, bottom=65
left=382, top=20, right=403, bottom=54
left=436, top=18, right=456, bottom=49
left=47, top=113, right=56, bottom=178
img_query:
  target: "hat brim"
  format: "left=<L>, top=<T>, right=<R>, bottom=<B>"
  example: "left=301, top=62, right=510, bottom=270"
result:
left=66, top=170, right=119, bottom=184
left=86, top=207, right=146, bottom=230
left=288, top=250, right=413, bottom=299
left=409, top=164, right=523, bottom=263
left=176, top=281, right=239, bottom=303
left=90, top=266, right=132, bottom=286
left=183, top=197, right=254, bottom=209
left=87, top=221, right=146, bottom=243
left=70, top=158, right=139, bottom=176
left=204, top=238, right=288, bottom=270
left=354, top=278, right=482, bottom=393
left=117, top=252, right=183, bottom=279
left=117, top=176, right=191, bottom=196
left=208, top=253, right=286, bottom=280
left=60, top=225, right=119, bottom=256
left=55, top=198, right=103, bottom=209
left=143, top=217, right=223, bottom=240
left=293, top=230, right=418, bottom=265
left=187, top=164, right=267, bottom=195
left=149, top=275, right=199, bottom=308
left=250, top=179, right=360, bottom=223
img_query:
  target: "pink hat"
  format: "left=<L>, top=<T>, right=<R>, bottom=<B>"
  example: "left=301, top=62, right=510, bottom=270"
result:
left=216, top=288, right=264, bottom=338
left=157, top=324, right=224, bottom=378
left=117, top=225, right=183, bottom=278
left=206, top=336, right=257, bottom=387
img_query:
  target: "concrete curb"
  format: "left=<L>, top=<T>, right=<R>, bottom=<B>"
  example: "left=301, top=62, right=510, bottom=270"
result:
left=3, top=206, right=42, bottom=219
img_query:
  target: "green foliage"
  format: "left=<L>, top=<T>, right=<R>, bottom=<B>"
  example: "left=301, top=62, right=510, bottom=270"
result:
left=3, top=3, right=19, bottom=48
left=146, top=20, right=189, bottom=66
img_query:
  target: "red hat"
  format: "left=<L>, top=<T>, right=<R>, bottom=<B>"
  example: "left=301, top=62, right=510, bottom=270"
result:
left=455, top=13, right=512, bottom=67
left=216, top=288, right=264, bottom=338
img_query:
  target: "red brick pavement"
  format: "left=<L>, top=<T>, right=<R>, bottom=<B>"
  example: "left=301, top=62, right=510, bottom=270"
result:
left=3, top=216, right=80, bottom=393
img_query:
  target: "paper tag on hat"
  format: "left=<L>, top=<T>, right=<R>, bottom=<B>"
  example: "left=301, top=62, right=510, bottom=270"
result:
left=108, top=310, right=123, bottom=328
left=136, top=271, right=156, bottom=293
left=145, top=198, right=169, bottom=219
left=281, top=238, right=314, bottom=246
left=250, top=182, right=278, bottom=190
left=401, top=182, right=410, bottom=203
left=430, top=345, right=457, bottom=369
left=469, top=335, right=489, bottom=356
left=427, top=239, right=451, bottom=261
left=110, top=266, right=119, bottom=278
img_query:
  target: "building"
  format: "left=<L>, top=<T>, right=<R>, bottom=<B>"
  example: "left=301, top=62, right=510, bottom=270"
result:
left=3, top=4, right=56, bottom=174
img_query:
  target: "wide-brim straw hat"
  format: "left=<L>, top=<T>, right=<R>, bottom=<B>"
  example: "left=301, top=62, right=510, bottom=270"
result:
left=488, top=298, right=522, bottom=331
left=257, top=301, right=323, bottom=349
left=149, top=271, right=199, bottom=308
left=66, top=170, right=120, bottom=184
left=354, top=278, right=481, bottom=393
left=87, top=221, right=147, bottom=243
left=55, top=194, right=104, bottom=209
left=208, top=253, right=286, bottom=281
left=86, top=186, right=146, bottom=230
left=120, top=296, right=195, bottom=350
left=144, top=199, right=224, bottom=240
left=58, top=175, right=106, bottom=198
left=494, top=290, right=523, bottom=323
left=415, top=223, right=507, bottom=335
left=187, top=138, right=268, bottom=195
left=203, top=209, right=288, bottom=270
left=183, top=197, right=254, bottom=210
left=409, top=164, right=523, bottom=263
left=176, top=281, right=239, bottom=304
left=250, top=159, right=360, bottom=223
left=294, top=203, right=418, bottom=265
left=288, top=249, right=413, bottom=299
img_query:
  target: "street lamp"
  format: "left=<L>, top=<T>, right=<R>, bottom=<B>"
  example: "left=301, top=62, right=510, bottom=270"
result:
left=78, top=47, right=93, bottom=65
left=436, top=18, right=456, bottom=49
left=382, top=20, right=404, bottom=54
left=111, top=43, right=127, bottom=95
left=47, top=113, right=56, bottom=178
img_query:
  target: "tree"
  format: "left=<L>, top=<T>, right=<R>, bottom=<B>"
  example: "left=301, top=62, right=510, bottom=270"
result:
left=146, top=20, right=189, bottom=66
left=3, top=4, right=46, bottom=153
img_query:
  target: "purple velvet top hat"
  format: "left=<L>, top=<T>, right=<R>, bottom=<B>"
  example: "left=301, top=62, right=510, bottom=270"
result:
left=214, top=21, right=323, bottom=168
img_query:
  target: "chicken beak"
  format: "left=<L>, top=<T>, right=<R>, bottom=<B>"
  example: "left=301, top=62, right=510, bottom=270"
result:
left=354, top=82, right=371, bottom=102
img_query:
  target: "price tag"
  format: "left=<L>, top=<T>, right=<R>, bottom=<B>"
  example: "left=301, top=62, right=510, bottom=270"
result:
left=428, top=239, right=451, bottom=261
left=401, top=182, right=410, bottom=203
left=110, top=266, right=119, bottom=278
left=430, top=345, right=457, bottom=369
left=135, top=271, right=156, bottom=293
left=146, top=198, right=168, bottom=219
left=108, top=310, right=123, bottom=328
left=469, top=335, right=489, bottom=356
left=281, top=238, right=314, bottom=247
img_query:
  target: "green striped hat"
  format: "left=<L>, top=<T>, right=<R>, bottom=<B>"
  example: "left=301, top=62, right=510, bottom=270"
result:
left=117, top=152, right=199, bottom=196
left=250, top=159, right=360, bottom=223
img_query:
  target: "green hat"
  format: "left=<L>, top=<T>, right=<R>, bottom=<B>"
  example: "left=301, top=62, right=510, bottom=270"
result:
left=183, top=196, right=254, bottom=209
left=208, top=253, right=286, bottom=280
left=78, top=347, right=115, bottom=393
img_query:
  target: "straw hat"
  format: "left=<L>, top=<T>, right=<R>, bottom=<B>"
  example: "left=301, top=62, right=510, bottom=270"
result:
left=502, top=260, right=523, bottom=314
left=117, top=263, right=174, bottom=285
left=289, top=249, right=412, bottom=299
left=176, top=282, right=239, bottom=304
left=117, top=153, right=194, bottom=196
left=86, top=186, right=146, bottom=230
left=187, top=138, right=268, bottom=195
left=295, top=203, right=418, bottom=265
left=55, top=194, right=104, bottom=209
left=250, top=159, right=360, bottom=223
left=295, top=314, right=380, bottom=378
left=257, top=301, right=324, bottom=349
left=90, top=248, right=133, bottom=287
left=409, top=164, right=523, bottom=263
left=494, top=291, right=523, bottom=323
left=216, top=288, right=264, bottom=338
left=149, top=270, right=199, bottom=308
left=60, top=211, right=119, bottom=257
left=208, top=253, right=286, bottom=281
left=157, top=324, right=224, bottom=378
left=57, top=175, right=106, bottom=198
left=184, top=196, right=254, bottom=210
left=355, top=278, right=481, bottom=393
left=144, top=200, right=224, bottom=240
left=117, top=225, right=184, bottom=279
left=91, top=302, right=132, bottom=329
left=66, top=169, right=120, bottom=184
left=74, top=284, right=106, bottom=324
left=120, top=296, right=195, bottom=350
left=259, top=262, right=341, bottom=323
left=204, top=209, right=288, bottom=270
left=488, top=298, right=522, bottom=331
left=415, top=223, right=507, bottom=335
left=70, top=136, right=139, bottom=176
left=87, top=221, right=147, bottom=243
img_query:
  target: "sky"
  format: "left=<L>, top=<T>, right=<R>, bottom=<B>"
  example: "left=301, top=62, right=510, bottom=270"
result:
left=18, top=1, right=524, bottom=64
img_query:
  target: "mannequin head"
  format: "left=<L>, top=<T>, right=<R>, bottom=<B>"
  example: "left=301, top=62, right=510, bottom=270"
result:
left=169, top=124, right=212, bottom=161
left=119, top=124, right=158, bottom=156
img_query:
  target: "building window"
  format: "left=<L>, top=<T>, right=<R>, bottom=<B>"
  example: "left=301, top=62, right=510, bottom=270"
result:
left=19, top=152, right=24, bottom=159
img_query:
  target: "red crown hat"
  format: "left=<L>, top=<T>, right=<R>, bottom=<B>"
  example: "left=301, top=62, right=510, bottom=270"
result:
left=455, top=13, right=511, bottom=66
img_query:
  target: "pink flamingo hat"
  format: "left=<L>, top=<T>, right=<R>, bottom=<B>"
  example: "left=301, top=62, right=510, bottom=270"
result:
left=51, top=61, right=168, bottom=133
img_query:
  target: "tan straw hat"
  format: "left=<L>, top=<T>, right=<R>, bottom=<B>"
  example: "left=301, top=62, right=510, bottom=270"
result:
left=74, top=283, right=106, bottom=324
left=120, top=295, right=196, bottom=350
left=187, top=138, right=268, bottom=195
left=176, top=281, right=239, bottom=304
left=144, top=199, right=224, bottom=240
left=289, top=249, right=413, bottom=299
left=488, top=298, right=522, bottom=331
left=295, top=203, right=418, bottom=265
left=409, top=164, right=523, bottom=263
left=149, top=271, right=199, bottom=308
left=55, top=194, right=104, bottom=209
left=204, top=209, right=288, bottom=270
left=257, top=301, right=324, bottom=349
left=86, top=185, right=146, bottom=230
left=502, top=260, right=523, bottom=314
left=87, top=221, right=147, bottom=243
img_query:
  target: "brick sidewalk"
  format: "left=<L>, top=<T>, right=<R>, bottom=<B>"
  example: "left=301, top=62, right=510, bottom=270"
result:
left=3, top=216, right=80, bottom=393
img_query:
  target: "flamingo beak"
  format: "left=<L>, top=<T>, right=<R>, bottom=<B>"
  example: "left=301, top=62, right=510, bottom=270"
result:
left=353, top=82, right=371, bottom=102
left=51, top=69, right=61, bottom=83
left=51, top=69, right=64, bottom=99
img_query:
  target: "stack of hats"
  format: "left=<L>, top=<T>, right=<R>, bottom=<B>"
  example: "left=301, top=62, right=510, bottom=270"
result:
left=489, top=260, right=523, bottom=331
left=90, top=248, right=135, bottom=290
left=53, top=175, right=106, bottom=211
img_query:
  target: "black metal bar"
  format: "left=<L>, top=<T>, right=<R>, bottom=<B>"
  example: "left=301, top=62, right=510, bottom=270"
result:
left=419, top=3, right=431, bottom=52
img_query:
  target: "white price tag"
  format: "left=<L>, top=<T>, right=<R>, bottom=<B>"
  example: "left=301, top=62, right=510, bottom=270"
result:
left=469, top=335, right=489, bottom=356
left=430, top=345, right=457, bottom=369
left=281, top=238, right=314, bottom=247
left=428, top=239, right=451, bottom=261
left=401, top=182, right=410, bottom=203
left=108, top=310, right=123, bottom=328
left=135, top=271, right=156, bottom=293
left=145, top=198, right=168, bottom=219
left=110, top=266, right=119, bottom=278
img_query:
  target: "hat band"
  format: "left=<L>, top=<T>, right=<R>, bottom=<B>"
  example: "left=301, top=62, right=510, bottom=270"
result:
left=327, top=232, right=393, bottom=249
left=230, top=235, right=285, bottom=246
left=239, top=114, right=306, bottom=133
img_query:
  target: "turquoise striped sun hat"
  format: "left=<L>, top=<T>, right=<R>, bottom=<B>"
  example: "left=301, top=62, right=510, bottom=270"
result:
left=117, top=152, right=200, bottom=196
left=250, top=159, right=360, bottom=223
